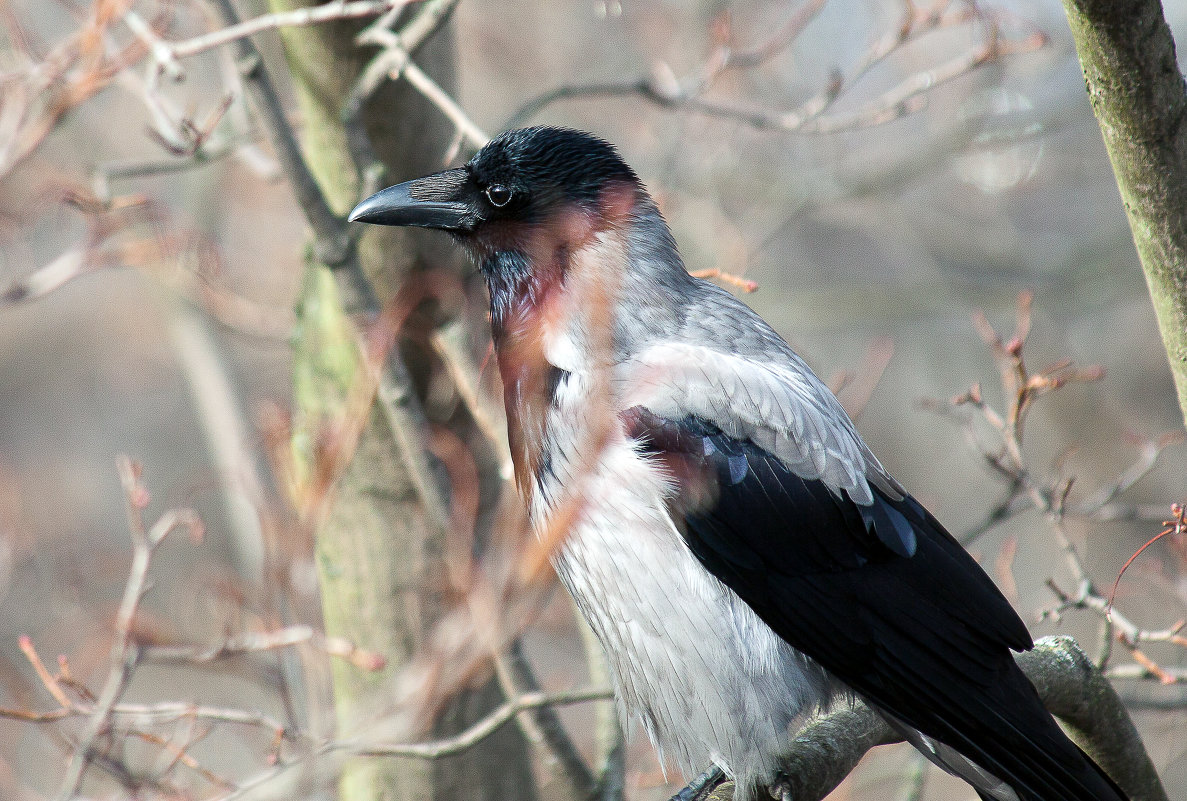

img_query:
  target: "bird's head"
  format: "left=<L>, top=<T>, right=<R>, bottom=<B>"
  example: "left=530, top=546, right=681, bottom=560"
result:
left=351, top=127, right=686, bottom=368
left=349, top=126, right=643, bottom=258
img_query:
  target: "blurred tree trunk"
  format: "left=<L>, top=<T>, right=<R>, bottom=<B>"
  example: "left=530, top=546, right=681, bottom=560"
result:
left=1061, top=0, right=1187, bottom=430
left=265, top=3, right=536, bottom=800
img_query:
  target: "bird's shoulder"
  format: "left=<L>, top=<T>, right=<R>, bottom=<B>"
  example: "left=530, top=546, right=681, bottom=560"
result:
left=618, top=278, right=900, bottom=502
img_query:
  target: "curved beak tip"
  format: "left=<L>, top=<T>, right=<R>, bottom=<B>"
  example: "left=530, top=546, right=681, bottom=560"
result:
left=347, top=197, right=378, bottom=224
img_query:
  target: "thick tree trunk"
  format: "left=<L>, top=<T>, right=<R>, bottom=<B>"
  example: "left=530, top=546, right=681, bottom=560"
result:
left=1061, top=0, right=1187, bottom=429
left=266, top=3, right=536, bottom=799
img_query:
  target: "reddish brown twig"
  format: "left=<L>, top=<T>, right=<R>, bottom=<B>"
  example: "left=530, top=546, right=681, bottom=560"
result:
left=923, top=293, right=1185, bottom=684
left=1108, top=503, right=1187, bottom=615
left=690, top=268, right=759, bottom=293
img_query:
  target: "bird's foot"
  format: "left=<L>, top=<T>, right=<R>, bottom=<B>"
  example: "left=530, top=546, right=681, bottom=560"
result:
left=668, top=765, right=727, bottom=801
left=766, top=774, right=792, bottom=801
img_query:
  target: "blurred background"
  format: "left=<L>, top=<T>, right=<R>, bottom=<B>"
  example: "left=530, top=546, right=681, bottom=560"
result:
left=1, top=0, right=1185, bottom=798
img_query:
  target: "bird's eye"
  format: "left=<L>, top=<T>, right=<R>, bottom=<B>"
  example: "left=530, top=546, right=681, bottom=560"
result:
left=485, top=184, right=513, bottom=207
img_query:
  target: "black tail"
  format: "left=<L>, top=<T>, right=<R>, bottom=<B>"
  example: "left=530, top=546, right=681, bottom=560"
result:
left=897, top=657, right=1130, bottom=801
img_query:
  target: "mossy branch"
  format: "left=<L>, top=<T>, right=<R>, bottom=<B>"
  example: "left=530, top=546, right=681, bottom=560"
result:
left=1060, top=0, right=1187, bottom=430
left=703, top=637, right=1164, bottom=801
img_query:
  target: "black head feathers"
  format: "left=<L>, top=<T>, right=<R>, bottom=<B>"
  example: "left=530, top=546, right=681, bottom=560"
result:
left=466, top=126, right=640, bottom=208
left=348, top=127, right=644, bottom=233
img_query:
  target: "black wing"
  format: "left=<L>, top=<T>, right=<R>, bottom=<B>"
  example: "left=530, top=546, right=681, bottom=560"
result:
left=624, top=407, right=1126, bottom=801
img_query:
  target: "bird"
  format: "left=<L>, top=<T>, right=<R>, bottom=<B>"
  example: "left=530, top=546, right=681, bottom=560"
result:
left=349, top=126, right=1129, bottom=801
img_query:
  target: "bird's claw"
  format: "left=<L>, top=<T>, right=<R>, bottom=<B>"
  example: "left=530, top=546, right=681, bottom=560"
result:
left=668, top=765, right=727, bottom=801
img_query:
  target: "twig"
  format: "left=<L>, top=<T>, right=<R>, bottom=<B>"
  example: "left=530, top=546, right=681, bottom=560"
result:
left=689, top=268, right=758, bottom=293
left=126, top=727, right=234, bottom=789
left=168, top=305, right=267, bottom=580
left=830, top=336, right=895, bottom=421
left=169, top=0, right=412, bottom=61
left=923, top=295, right=1186, bottom=686
left=343, top=0, right=484, bottom=179
left=374, top=345, right=452, bottom=529
left=0, top=249, right=88, bottom=306
left=1, top=201, right=295, bottom=341
left=492, top=640, right=596, bottom=797
left=0, top=705, right=74, bottom=723
left=55, top=457, right=202, bottom=800
left=1107, top=503, right=1187, bottom=614
left=18, top=636, right=72, bottom=709
left=1106, top=663, right=1187, bottom=683
left=211, top=684, right=610, bottom=800
left=430, top=319, right=513, bottom=479
left=1075, top=434, right=1183, bottom=513
left=1, top=695, right=296, bottom=738
left=0, top=5, right=147, bottom=180
left=206, top=0, right=348, bottom=266
left=400, top=57, right=489, bottom=147
left=1044, top=571, right=1187, bottom=682
left=92, top=135, right=256, bottom=200
left=507, top=0, right=1044, bottom=134
left=339, top=687, right=611, bottom=759
left=722, top=0, right=830, bottom=70
left=141, top=624, right=386, bottom=672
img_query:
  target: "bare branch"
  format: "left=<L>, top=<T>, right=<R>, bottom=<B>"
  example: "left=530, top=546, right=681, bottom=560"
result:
left=431, top=318, right=513, bottom=478
left=1044, top=550, right=1187, bottom=684
left=17, top=636, right=72, bottom=710
left=170, top=1, right=412, bottom=62
left=688, top=268, right=758, bottom=294
left=0, top=247, right=87, bottom=307
left=492, top=640, right=596, bottom=797
left=338, top=687, right=612, bottom=759
left=400, top=58, right=489, bottom=147
left=1074, top=433, right=1184, bottom=514
left=344, top=0, right=486, bottom=174
left=55, top=457, right=202, bottom=800
left=0, top=4, right=147, bottom=180
left=142, top=624, right=387, bottom=672
left=205, top=0, right=348, bottom=266
left=507, top=0, right=1045, bottom=134
left=921, top=296, right=1187, bottom=694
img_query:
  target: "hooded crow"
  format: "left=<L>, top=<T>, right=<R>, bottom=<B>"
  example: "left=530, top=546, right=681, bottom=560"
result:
left=350, top=126, right=1129, bottom=801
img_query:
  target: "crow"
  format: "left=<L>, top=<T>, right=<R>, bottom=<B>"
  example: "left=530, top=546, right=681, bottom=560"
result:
left=350, top=125, right=1129, bottom=801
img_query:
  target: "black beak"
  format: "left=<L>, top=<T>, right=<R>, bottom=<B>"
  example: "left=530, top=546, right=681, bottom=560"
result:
left=348, top=168, right=478, bottom=231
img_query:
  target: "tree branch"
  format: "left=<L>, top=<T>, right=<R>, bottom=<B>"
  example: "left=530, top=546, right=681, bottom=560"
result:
left=55, top=458, right=203, bottom=800
left=1019, top=637, right=1166, bottom=801
left=1060, top=0, right=1187, bottom=430
left=171, top=0, right=411, bottom=61
left=206, top=0, right=348, bottom=267
left=338, top=687, right=611, bottom=760
left=210, top=0, right=454, bottom=533
left=704, top=637, right=1164, bottom=801
left=507, top=0, right=1045, bottom=134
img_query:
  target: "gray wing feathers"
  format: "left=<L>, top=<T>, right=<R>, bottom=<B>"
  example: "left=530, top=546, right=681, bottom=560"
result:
left=618, top=341, right=903, bottom=505
left=888, top=718, right=1021, bottom=801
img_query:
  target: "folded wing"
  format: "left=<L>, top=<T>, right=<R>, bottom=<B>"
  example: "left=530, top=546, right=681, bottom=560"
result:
left=618, top=337, right=1126, bottom=801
